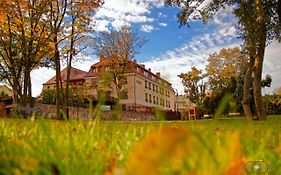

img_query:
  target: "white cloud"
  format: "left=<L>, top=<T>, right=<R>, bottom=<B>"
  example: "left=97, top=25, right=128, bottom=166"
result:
left=93, top=0, right=163, bottom=31
left=158, top=12, right=167, bottom=18
left=140, top=24, right=154, bottom=32
left=143, top=7, right=241, bottom=94
left=94, top=20, right=110, bottom=32
left=159, top=22, right=167, bottom=27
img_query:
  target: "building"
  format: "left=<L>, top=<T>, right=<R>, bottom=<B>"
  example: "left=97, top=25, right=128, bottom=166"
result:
left=43, top=67, right=87, bottom=90
left=0, top=85, right=13, bottom=97
left=176, top=95, right=197, bottom=120
left=42, top=58, right=176, bottom=112
left=0, top=85, right=13, bottom=115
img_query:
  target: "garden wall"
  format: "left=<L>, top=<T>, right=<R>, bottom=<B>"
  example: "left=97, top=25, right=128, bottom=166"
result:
left=35, top=103, right=157, bottom=121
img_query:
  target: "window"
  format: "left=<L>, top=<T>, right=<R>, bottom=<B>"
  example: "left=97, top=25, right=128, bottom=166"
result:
left=145, top=81, right=148, bottom=88
left=156, top=86, right=158, bottom=93
left=47, top=86, right=50, bottom=89
left=144, top=71, right=148, bottom=77
left=153, top=84, right=155, bottom=91
left=145, top=93, right=148, bottom=102
left=153, top=96, right=155, bottom=104
left=149, top=82, right=151, bottom=90
left=137, top=67, right=140, bottom=72
left=166, top=100, right=168, bottom=107
left=92, top=67, right=98, bottom=73
left=156, top=97, right=159, bottom=105
left=152, top=76, right=155, bottom=80
left=149, top=94, right=152, bottom=103
left=105, top=66, right=110, bottom=71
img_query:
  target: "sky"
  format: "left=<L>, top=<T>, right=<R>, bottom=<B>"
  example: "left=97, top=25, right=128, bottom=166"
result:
left=31, top=0, right=281, bottom=97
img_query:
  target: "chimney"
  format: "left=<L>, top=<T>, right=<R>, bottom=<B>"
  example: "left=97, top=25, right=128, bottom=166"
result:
left=133, top=59, right=137, bottom=64
left=148, top=68, right=151, bottom=72
left=140, top=64, right=145, bottom=68
left=156, top=72, right=161, bottom=77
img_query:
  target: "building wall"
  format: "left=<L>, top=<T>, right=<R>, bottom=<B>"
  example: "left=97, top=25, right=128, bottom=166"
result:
left=42, top=61, right=175, bottom=111
left=0, top=85, right=13, bottom=97
left=120, top=73, right=175, bottom=111
left=82, top=73, right=175, bottom=111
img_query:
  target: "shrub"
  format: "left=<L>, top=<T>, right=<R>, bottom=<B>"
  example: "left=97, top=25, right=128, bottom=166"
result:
left=263, top=94, right=281, bottom=115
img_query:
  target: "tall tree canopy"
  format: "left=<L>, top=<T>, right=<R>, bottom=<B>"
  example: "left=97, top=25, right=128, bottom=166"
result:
left=165, top=0, right=281, bottom=120
left=0, top=0, right=53, bottom=106
left=0, top=0, right=103, bottom=119
left=178, top=66, right=206, bottom=105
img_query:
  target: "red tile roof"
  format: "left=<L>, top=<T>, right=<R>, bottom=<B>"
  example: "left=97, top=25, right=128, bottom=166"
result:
left=43, top=67, right=87, bottom=85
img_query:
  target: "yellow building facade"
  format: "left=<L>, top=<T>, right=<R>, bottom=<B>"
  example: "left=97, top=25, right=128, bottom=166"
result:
left=43, top=59, right=176, bottom=112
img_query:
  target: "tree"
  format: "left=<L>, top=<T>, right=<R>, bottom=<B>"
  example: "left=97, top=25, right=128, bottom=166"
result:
left=178, top=66, right=206, bottom=105
left=63, top=0, right=103, bottom=119
left=47, top=0, right=102, bottom=119
left=0, top=0, right=52, bottom=106
left=261, top=74, right=272, bottom=88
left=165, top=0, right=281, bottom=120
left=206, top=47, right=247, bottom=91
left=92, top=26, right=146, bottom=105
left=206, top=47, right=248, bottom=116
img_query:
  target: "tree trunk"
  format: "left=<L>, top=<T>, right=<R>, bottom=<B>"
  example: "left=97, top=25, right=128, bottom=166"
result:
left=253, top=54, right=266, bottom=120
left=23, top=67, right=28, bottom=107
left=12, top=78, right=19, bottom=104
left=242, top=56, right=254, bottom=120
left=65, top=15, right=76, bottom=120
left=28, top=72, right=33, bottom=108
left=65, top=58, right=71, bottom=120
left=55, top=43, right=62, bottom=119
left=253, top=0, right=267, bottom=120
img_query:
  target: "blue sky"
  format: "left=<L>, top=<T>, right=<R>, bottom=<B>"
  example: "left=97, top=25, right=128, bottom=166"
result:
left=31, top=0, right=281, bottom=96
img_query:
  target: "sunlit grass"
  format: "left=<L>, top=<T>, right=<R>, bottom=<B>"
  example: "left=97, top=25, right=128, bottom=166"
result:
left=0, top=116, right=280, bottom=174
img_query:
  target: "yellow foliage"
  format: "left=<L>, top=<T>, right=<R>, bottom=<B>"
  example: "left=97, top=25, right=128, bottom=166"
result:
left=125, top=126, right=191, bottom=175
left=111, top=126, right=247, bottom=175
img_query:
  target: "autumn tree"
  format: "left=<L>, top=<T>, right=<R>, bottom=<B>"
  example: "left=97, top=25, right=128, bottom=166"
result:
left=165, top=0, right=281, bottom=120
left=47, top=0, right=102, bottom=119
left=178, top=66, right=207, bottom=117
left=63, top=0, right=103, bottom=119
left=178, top=67, right=206, bottom=105
left=206, top=47, right=248, bottom=115
left=0, top=0, right=52, bottom=106
left=92, top=26, right=146, bottom=105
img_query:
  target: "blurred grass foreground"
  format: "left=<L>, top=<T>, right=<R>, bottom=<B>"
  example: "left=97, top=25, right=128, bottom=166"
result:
left=0, top=116, right=281, bottom=175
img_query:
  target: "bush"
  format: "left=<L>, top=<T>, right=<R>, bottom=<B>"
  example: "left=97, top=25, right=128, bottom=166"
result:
left=263, top=95, right=281, bottom=115
left=41, top=89, right=56, bottom=104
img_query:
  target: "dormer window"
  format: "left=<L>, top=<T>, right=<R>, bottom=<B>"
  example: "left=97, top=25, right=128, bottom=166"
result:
left=144, top=71, right=148, bottom=77
left=92, top=67, right=98, bottom=73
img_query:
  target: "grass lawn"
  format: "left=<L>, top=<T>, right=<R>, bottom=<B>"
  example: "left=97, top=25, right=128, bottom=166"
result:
left=0, top=115, right=280, bottom=175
